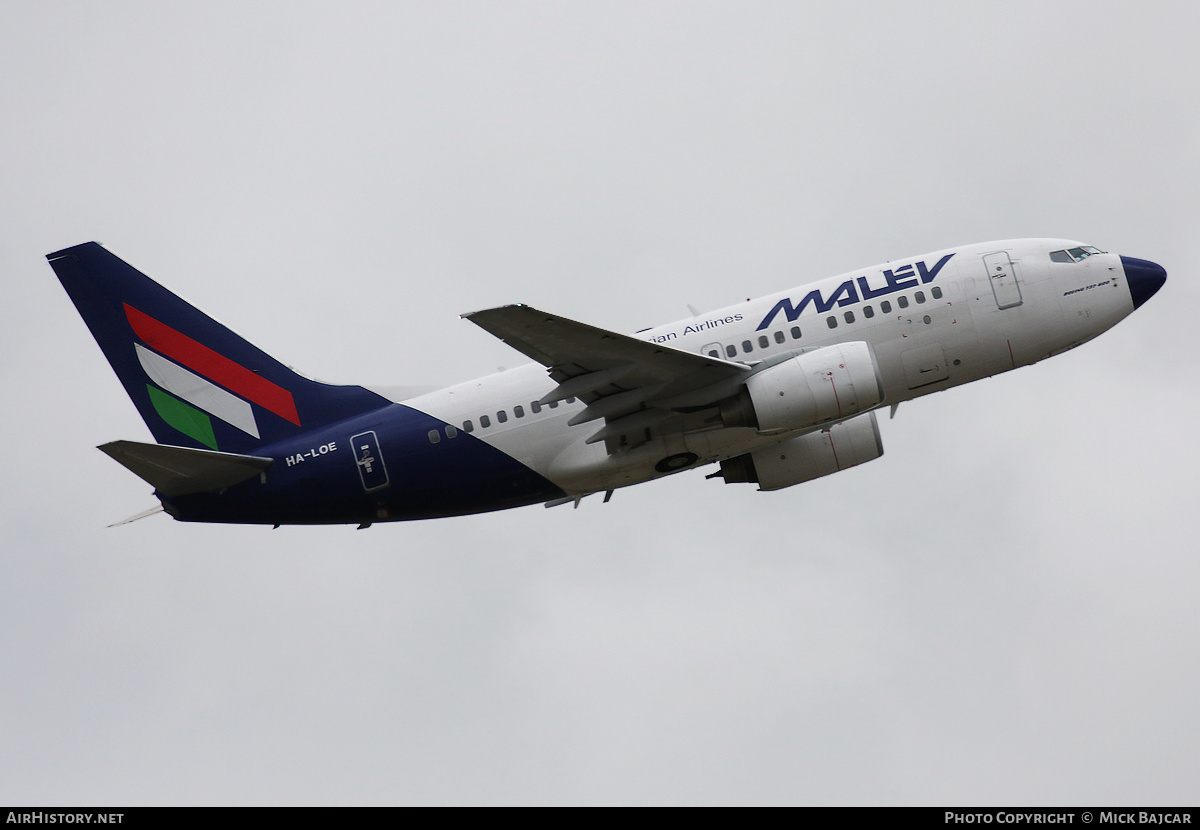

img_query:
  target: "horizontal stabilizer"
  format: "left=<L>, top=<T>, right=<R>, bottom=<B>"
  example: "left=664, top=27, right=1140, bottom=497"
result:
left=98, top=440, right=274, bottom=497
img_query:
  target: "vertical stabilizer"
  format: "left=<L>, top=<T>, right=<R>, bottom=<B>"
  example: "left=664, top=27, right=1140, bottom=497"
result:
left=48, top=242, right=390, bottom=454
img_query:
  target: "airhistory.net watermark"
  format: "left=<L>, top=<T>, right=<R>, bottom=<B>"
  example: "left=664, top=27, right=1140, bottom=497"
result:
left=6, top=814, right=123, bottom=824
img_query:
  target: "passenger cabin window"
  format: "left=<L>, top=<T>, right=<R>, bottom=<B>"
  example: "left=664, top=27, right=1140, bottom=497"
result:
left=531, top=401, right=542, bottom=413
left=881, top=300, right=892, bottom=314
left=758, top=335, right=769, bottom=349
left=915, top=291, right=925, bottom=303
left=480, top=414, right=491, bottom=428
left=428, top=429, right=440, bottom=444
left=463, top=419, right=474, bottom=433
left=844, top=310, right=855, bottom=324
left=726, top=345, right=737, bottom=358
left=547, top=400, right=558, bottom=409
left=707, top=348, right=720, bottom=358
left=790, top=326, right=802, bottom=339
left=931, top=286, right=943, bottom=299
left=445, top=425, right=458, bottom=439
left=774, top=331, right=785, bottom=344
left=514, top=405, right=525, bottom=418
left=827, top=316, right=837, bottom=329
left=898, top=296, right=909, bottom=309
left=864, top=305, right=875, bottom=319
left=497, top=410, right=508, bottom=424
left=742, top=340, right=753, bottom=353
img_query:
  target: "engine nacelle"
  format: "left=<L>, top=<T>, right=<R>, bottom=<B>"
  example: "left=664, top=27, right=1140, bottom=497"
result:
left=714, top=410, right=884, bottom=491
left=721, top=341, right=884, bottom=434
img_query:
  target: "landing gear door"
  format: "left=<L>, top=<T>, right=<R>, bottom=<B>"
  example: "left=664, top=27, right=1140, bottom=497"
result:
left=351, top=430, right=389, bottom=492
left=983, top=251, right=1022, bottom=310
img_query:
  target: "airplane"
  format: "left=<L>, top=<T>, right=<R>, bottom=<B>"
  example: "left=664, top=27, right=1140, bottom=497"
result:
left=48, top=238, right=1166, bottom=527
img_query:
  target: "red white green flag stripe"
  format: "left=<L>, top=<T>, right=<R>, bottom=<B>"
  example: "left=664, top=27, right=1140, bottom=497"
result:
left=125, top=303, right=300, bottom=425
left=125, top=303, right=301, bottom=450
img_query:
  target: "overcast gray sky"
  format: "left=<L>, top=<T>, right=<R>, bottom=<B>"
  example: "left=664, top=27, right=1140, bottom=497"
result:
left=2, top=0, right=1198, bottom=805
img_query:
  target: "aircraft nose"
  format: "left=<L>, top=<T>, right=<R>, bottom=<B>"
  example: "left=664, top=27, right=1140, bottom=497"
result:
left=1121, top=255, right=1167, bottom=309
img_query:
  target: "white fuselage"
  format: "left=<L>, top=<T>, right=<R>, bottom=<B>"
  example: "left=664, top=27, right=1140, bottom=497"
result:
left=403, top=239, right=1136, bottom=497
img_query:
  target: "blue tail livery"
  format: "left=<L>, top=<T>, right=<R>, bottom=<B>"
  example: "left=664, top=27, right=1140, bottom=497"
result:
left=49, top=242, right=389, bottom=454
left=49, top=239, right=1165, bottom=526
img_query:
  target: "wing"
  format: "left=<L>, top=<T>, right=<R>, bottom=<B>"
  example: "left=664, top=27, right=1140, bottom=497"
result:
left=463, top=304, right=750, bottom=450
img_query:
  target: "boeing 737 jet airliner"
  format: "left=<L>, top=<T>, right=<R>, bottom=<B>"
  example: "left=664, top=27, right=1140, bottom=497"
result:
left=48, top=239, right=1165, bottom=526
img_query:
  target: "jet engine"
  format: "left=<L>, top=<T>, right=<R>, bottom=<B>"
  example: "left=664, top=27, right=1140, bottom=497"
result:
left=711, top=410, right=883, bottom=490
left=719, top=341, right=884, bottom=433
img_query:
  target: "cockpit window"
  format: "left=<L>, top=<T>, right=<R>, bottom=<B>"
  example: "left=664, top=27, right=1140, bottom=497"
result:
left=1050, top=245, right=1106, bottom=263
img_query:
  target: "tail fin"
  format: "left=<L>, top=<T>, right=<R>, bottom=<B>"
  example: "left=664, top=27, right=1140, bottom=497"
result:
left=49, top=242, right=389, bottom=454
